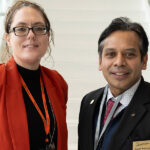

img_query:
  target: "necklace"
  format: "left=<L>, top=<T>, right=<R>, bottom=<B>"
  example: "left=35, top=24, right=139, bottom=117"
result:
left=20, top=74, right=50, bottom=143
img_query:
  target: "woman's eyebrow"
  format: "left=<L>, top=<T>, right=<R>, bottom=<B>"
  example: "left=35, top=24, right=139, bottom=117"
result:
left=14, top=22, right=45, bottom=26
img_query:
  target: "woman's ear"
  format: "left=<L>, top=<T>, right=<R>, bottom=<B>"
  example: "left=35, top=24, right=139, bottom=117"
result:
left=5, top=33, right=11, bottom=47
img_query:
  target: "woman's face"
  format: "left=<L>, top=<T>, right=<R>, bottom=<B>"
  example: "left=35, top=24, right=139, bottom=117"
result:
left=6, top=7, right=49, bottom=69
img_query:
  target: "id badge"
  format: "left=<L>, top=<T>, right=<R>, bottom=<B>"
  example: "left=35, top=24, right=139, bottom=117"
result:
left=133, top=140, right=150, bottom=150
left=46, top=141, right=56, bottom=150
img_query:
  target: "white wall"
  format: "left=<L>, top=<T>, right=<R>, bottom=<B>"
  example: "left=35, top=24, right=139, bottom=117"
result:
left=0, top=0, right=14, bottom=52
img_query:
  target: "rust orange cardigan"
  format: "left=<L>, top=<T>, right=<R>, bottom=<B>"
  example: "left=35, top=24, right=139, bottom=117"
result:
left=0, top=58, right=68, bottom=150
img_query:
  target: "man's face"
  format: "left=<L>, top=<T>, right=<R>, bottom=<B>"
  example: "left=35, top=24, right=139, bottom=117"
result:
left=99, top=30, right=148, bottom=97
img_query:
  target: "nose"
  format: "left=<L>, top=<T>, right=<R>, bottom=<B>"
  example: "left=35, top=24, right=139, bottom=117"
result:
left=27, top=29, right=36, bottom=40
left=114, top=54, right=126, bottom=67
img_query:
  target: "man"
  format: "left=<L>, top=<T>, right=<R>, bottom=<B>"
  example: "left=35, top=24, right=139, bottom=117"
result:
left=78, top=17, right=150, bottom=150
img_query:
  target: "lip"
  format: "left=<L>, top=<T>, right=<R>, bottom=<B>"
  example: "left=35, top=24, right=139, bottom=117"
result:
left=111, top=71, right=129, bottom=79
left=23, top=44, right=39, bottom=48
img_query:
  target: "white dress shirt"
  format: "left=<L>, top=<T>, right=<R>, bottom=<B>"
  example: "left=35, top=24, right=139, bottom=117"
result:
left=106, top=78, right=141, bottom=118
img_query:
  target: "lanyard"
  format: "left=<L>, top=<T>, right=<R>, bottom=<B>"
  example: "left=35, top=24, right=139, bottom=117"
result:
left=94, top=85, right=123, bottom=150
left=20, top=75, right=50, bottom=142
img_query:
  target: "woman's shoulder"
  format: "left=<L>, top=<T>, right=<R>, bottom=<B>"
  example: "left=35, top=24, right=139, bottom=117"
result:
left=40, top=67, right=68, bottom=97
left=41, top=66, right=68, bottom=103
left=41, top=66, right=67, bottom=84
left=0, top=63, right=6, bottom=74
left=0, top=63, right=6, bottom=87
left=0, top=63, right=5, bottom=68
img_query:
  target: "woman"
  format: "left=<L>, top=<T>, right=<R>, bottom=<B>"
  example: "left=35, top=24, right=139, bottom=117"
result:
left=0, top=1, right=68, bottom=150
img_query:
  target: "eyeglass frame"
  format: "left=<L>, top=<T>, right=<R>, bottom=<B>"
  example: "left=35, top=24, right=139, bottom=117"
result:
left=9, top=26, right=49, bottom=37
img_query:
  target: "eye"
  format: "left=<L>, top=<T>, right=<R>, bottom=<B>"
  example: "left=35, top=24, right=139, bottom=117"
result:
left=34, top=26, right=46, bottom=31
left=125, top=52, right=136, bottom=58
left=15, top=27, right=27, bottom=32
left=105, top=52, right=116, bottom=58
left=33, top=26, right=47, bottom=35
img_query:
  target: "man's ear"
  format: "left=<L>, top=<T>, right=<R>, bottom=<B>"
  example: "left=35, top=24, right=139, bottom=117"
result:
left=99, top=55, right=102, bottom=71
left=5, top=33, right=11, bottom=47
left=142, top=53, right=148, bottom=70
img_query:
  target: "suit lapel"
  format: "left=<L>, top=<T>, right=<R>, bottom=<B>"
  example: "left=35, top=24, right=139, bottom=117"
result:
left=5, top=58, right=30, bottom=150
left=108, top=79, right=149, bottom=150
left=86, top=89, right=104, bottom=150
left=110, top=102, right=146, bottom=150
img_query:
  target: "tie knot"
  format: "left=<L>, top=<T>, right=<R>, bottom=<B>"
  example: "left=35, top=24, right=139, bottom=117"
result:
left=107, top=99, right=115, bottom=107
left=103, top=99, right=115, bottom=125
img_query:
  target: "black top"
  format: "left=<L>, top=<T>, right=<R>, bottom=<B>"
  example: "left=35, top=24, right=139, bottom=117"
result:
left=17, top=64, right=57, bottom=150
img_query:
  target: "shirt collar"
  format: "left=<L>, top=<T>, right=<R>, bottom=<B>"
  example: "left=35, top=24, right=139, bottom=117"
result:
left=107, top=78, right=141, bottom=107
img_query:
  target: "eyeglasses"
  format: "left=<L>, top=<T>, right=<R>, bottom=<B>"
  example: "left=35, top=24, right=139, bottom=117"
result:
left=9, top=26, right=49, bottom=37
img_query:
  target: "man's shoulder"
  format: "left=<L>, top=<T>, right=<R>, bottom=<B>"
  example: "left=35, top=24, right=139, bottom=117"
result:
left=81, top=87, right=104, bottom=104
left=139, top=78, right=150, bottom=91
left=143, top=80, right=150, bottom=87
left=85, top=88, right=104, bottom=97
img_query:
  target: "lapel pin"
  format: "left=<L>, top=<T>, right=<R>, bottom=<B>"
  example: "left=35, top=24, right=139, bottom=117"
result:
left=131, top=113, right=136, bottom=117
left=90, top=99, right=95, bottom=104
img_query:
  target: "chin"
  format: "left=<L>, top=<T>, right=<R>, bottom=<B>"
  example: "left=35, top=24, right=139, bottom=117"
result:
left=21, top=56, right=41, bottom=63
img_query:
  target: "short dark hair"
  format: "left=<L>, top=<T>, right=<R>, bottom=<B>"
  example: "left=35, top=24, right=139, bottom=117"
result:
left=98, top=17, right=149, bottom=61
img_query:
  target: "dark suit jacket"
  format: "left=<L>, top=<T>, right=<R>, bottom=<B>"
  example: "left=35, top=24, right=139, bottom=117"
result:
left=78, top=78, right=150, bottom=150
